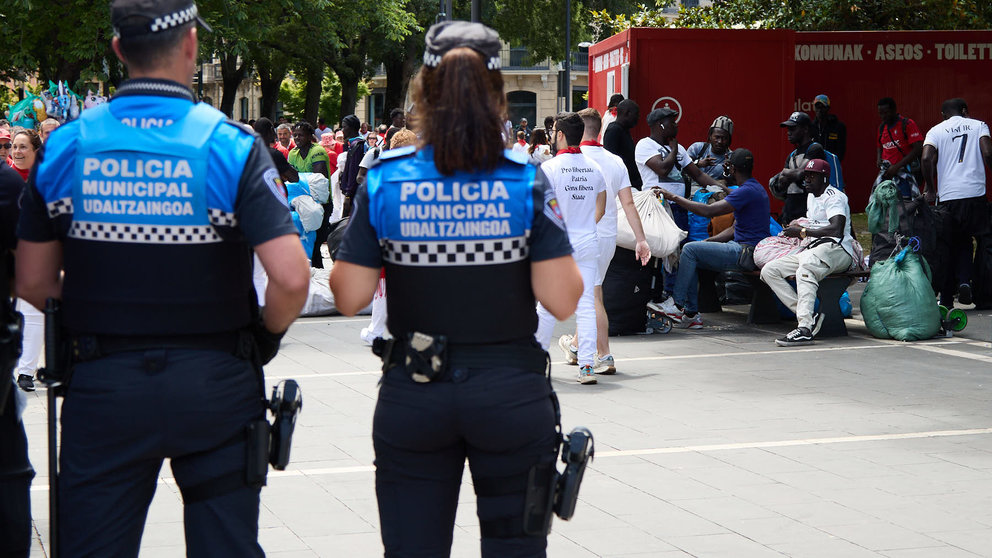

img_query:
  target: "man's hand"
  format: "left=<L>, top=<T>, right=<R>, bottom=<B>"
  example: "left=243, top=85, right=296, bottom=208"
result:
left=924, top=190, right=937, bottom=205
left=654, top=187, right=676, bottom=202
left=634, top=239, right=651, bottom=266
left=783, top=225, right=802, bottom=238
left=666, top=137, right=678, bottom=151
left=696, top=155, right=716, bottom=168
left=882, top=165, right=899, bottom=180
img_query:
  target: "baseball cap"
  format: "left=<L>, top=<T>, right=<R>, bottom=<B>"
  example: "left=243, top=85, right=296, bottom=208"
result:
left=423, top=21, right=502, bottom=70
left=728, top=148, right=753, bottom=171
left=0, top=129, right=9, bottom=141
left=111, top=0, right=211, bottom=39
left=803, top=158, right=831, bottom=178
left=813, top=94, right=830, bottom=107
left=780, top=111, right=812, bottom=127
left=646, top=107, right=678, bottom=126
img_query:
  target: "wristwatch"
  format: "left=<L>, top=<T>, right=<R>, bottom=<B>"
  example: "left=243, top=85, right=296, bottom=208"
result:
left=800, top=227, right=807, bottom=239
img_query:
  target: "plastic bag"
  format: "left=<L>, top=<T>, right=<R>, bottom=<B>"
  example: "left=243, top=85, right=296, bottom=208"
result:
left=616, top=189, right=686, bottom=259
left=292, top=195, right=324, bottom=232
left=753, top=236, right=804, bottom=268
left=301, top=172, right=330, bottom=204
left=860, top=248, right=941, bottom=341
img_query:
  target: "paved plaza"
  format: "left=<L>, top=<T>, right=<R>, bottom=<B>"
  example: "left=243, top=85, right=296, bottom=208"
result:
left=21, top=286, right=992, bottom=557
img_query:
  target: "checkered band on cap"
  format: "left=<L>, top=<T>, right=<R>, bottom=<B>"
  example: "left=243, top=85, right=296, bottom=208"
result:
left=383, top=236, right=528, bottom=267
left=149, top=4, right=199, bottom=33
left=69, top=221, right=222, bottom=245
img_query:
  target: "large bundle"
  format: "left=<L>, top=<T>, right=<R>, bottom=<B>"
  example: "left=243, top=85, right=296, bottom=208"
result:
left=616, top=189, right=686, bottom=259
left=602, top=247, right=653, bottom=335
left=860, top=247, right=941, bottom=341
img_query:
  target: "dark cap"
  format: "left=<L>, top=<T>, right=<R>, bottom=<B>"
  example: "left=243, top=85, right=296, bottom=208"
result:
left=646, top=107, right=678, bottom=126
left=342, top=114, right=361, bottom=131
left=780, top=111, right=812, bottom=127
left=728, top=148, right=754, bottom=171
left=803, top=158, right=831, bottom=178
left=111, top=0, right=211, bottom=39
left=423, top=21, right=502, bottom=70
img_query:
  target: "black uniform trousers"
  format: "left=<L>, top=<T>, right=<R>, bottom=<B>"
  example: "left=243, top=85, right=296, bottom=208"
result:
left=59, top=349, right=265, bottom=558
left=373, top=363, right=558, bottom=558
left=938, top=195, right=989, bottom=306
left=0, top=389, right=33, bottom=558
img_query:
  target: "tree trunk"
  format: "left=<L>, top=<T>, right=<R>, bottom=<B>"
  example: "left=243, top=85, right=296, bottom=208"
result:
left=383, top=57, right=404, bottom=119
left=331, top=39, right=368, bottom=122
left=219, top=48, right=251, bottom=118
left=256, top=53, right=288, bottom=121
left=303, top=62, right=323, bottom=124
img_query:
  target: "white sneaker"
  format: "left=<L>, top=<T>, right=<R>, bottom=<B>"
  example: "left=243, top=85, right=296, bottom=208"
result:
left=360, top=327, right=375, bottom=345
left=594, top=354, right=616, bottom=375
left=577, top=365, right=598, bottom=384
left=558, top=334, right=578, bottom=365
left=674, top=312, right=704, bottom=329
left=647, top=297, right=683, bottom=322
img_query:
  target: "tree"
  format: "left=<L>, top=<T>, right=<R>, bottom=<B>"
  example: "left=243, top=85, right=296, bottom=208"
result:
left=0, top=0, right=120, bottom=92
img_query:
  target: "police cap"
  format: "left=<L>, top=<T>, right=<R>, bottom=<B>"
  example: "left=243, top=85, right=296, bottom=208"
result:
left=111, top=0, right=212, bottom=39
left=423, top=21, right=502, bottom=70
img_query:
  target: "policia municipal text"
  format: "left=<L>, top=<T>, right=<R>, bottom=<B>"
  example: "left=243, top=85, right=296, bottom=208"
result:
left=15, top=1, right=310, bottom=555
left=331, top=21, right=593, bottom=558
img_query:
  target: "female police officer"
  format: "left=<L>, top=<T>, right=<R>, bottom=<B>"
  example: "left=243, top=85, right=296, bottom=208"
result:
left=329, top=21, right=583, bottom=558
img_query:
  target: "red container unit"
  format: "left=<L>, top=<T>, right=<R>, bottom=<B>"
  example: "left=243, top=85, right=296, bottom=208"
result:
left=589, top=28, right=795, bottom=205
left=589, top=28, right=992, bottom=212
left=796, top=30, right=992, bottom=211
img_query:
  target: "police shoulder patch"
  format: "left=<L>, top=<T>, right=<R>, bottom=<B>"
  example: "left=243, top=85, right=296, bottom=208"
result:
left=263, top=168, right=289, bottom=207
left=544, top=187, right=566, bottom=231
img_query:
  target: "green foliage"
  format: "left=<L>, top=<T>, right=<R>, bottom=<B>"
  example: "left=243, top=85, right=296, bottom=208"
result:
left=591, top=0, right=992, bottom=35
left=279, top=72, right=344, bottom=123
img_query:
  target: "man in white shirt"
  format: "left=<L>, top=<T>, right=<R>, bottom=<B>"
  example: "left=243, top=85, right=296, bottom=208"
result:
left=922, top=98, right=992, bottom=308
left=761, top=159, right=855, bottom=346
left=635, top=107, right=725, bottom=299
left=535, top=112, right=607, bottom=384
left=555, top=108, right=651, bottom=375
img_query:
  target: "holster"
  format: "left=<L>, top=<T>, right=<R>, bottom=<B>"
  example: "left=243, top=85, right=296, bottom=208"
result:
left=373, top=335, right=547, bottom=382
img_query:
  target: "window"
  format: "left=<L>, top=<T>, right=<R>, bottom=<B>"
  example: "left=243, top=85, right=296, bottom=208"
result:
left=506, top=91, right=537, bottom=131
left=240, top=97, right=249, bottom=121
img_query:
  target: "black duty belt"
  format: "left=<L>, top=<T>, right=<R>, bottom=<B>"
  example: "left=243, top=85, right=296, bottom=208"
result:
left=71, top=331, right=247, bottom=362
left=375, top=337, right=548, bottom=375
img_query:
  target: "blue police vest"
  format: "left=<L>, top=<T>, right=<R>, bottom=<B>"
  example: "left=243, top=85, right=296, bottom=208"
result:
left=366, top=147, right=539, bottom=343
left=59, top=102, right=256, bottom=335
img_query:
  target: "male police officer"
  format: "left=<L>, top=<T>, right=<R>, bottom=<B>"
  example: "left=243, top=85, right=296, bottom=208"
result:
left=15, top=1, right=310, bottom=555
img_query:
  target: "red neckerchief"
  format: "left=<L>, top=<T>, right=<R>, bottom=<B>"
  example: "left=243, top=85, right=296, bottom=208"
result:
left=556, top=147, right=582, bottom=155
left=609, top=107, right=617, bottom=116
left=517, top=139, right=527, bottom=146
left=579, top=140, right=602, bottom=148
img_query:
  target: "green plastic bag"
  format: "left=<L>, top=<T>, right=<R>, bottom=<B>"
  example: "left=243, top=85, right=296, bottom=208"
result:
left=860, top=247, right=940, bottom=341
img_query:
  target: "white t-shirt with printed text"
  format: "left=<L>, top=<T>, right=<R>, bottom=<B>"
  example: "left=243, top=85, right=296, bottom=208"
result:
left=580, top=144, right=630, bottom=238
left=806, top=186, right=855, bottom=258
left=923, top=115, right=991, bottom=202
left=539, top=153, right=606, bottom=249
left=635, top=137, right=691, bottom=196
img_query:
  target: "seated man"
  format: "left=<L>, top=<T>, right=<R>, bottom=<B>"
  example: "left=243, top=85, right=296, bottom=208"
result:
left=760, top=159, right=855, bottom=347
left=650, top=149, right=770, bottom=328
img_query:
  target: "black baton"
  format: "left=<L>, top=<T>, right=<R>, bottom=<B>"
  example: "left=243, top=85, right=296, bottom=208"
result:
left=36, top=298, right=63, bottom=558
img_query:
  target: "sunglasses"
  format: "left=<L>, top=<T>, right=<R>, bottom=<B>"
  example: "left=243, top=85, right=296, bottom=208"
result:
left=0, top=143, right=10, bottom=149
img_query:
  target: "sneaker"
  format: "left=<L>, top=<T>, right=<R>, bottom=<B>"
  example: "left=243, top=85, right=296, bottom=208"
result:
left=811, top=312, right=825, bottom=337
left=594, top=354, right=616, bottom=375
left=776, top=327, right=814, bottom=347
left=674, top=312, right=703, bottom=329
left=958, top=283, right=973, bottom=305
left=17, top=374, right=35, bottom=392
left=647, top=297, right=683, bottom=322
left=577, top=365, right=598, bottom=384
left=558, top=334, right=578, bottom=365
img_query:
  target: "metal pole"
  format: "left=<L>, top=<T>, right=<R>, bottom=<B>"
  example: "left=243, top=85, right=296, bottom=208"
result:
left=564, top=0, right=571, bottom=112
left=445, top=0, right=453, bottom=21
left=471, top=0, right=480, bottom=22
